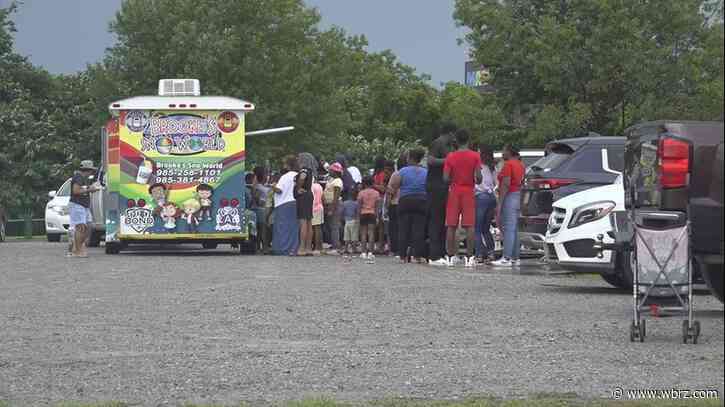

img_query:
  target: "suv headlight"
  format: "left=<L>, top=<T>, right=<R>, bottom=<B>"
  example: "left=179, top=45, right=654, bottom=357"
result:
left=568, top=201, right=615, bottom=228
left=50, top=205, right=68, bottom=216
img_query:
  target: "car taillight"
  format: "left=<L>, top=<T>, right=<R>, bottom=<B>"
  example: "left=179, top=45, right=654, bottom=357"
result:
left=658, top=137, right=690, bottom=189
left=529, top=178, right=577, bottom=190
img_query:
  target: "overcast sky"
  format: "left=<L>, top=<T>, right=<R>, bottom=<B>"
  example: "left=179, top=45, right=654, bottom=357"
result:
left=3, top=0, right=467, bottom=86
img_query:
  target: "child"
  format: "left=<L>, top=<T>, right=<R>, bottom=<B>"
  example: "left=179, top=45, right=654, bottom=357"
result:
left=357, top=176, right=381, bottom=263
left=294, top=167, right=314, bottom=256
left=342, top=189, right=360, bottom=257
left=311, top=177, right=324, bottom=255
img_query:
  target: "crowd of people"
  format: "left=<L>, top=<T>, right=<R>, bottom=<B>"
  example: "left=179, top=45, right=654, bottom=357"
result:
left=249, top=123, right=527, bottom=268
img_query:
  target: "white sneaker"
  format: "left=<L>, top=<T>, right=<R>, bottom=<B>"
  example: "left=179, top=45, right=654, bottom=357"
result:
left=360, top=252, right=368, bottom=259
left=366, top=253, right=375, bottom=264
left=447, top=256, right=458, bottom=267
left=491, top=258, right=513, bottom=267
left=429, top=258, right=449, bottom=267
left=465, top=256, right=476, bottom=268
left=512, top=259, right=521, bottom=267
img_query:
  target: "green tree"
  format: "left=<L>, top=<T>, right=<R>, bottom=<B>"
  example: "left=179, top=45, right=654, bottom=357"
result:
left=455, top=0, right=723, bottom=140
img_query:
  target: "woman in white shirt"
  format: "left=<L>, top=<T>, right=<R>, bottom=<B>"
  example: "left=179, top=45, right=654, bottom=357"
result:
left=475, top=145, right=498, bottom=264
left=271, top=155, right=300, bottom=255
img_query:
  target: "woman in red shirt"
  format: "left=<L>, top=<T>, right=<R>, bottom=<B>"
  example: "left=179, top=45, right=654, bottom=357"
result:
left=492, top=145, right=526, bottom=267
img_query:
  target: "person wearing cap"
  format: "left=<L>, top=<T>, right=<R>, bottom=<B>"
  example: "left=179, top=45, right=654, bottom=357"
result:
left=323, top=162, right=344, bottom=254
left=69, top=160, right=101, bottom=257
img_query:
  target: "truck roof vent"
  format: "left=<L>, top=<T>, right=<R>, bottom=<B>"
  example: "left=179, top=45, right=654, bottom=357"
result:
left=158, top=79, right=201, bottom=96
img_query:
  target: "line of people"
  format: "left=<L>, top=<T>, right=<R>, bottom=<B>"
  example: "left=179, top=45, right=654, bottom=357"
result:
left=248, top=124, right=526, bottom=268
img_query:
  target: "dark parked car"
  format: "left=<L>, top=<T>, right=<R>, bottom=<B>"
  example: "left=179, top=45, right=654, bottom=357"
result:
left=0, top=204, right=7, bottom=242
left=623, top=121, right=724, bottom=302
left=519, top=135, right=625, bottom=250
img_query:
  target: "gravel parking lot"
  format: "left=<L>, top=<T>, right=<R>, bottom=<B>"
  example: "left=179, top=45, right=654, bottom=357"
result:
left=1, top=240, right=723, bottom=406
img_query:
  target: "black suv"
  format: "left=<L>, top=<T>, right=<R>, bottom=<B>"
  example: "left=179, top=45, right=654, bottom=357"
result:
left=623, top=121, right=723, bottom=302
left=519, top=135, right=625, bottom=249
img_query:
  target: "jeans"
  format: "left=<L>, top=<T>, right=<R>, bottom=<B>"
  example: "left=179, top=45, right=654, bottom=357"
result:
left=398, top=194, right=428, bottom=259
left=325, top=204, right=343, bottom=250
left=475, top=192, right=497, bottom=258
left=502, top=191, right=521, bottom=260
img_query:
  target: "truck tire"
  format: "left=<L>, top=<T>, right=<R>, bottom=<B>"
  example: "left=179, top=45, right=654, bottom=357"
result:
left=239, top=237, right=257, bottom=255
left=105, top=242, right=121, bottom=255
left=47, top=233, right=61, bottom=242
left=701, top=263, right=724, bottom=303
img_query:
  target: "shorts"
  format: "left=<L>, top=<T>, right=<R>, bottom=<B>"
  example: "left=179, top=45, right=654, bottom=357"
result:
left=445, top=186, right=475, bottom=227
left=360, top=213, right=377, bottom=226
left=69, top=202, right=92, bottom=230
left=296, top=192, right=313, bottom=220
left=343, top=220, right=360, bottom=242
left=312, top=209, right=324, bottom=226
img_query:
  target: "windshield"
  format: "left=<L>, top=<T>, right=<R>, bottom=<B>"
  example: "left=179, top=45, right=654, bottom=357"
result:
left=56, top=178, right=72, bottom=197
left=529, top=153, right=571, bottom=172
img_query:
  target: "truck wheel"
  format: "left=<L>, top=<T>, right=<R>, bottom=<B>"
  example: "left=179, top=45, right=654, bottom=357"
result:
left=105, top=242, right=121, bottom=255
left=88, top=232, right=102, bottom=248
left=701, top=263, right=724, bottom=303
left=47, top=233, right=61, bottom=242
left=239, top=237, right=257, bottom=255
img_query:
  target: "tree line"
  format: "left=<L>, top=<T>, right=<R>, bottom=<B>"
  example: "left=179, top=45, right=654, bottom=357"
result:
left=0, top=0, right=722, bottom=217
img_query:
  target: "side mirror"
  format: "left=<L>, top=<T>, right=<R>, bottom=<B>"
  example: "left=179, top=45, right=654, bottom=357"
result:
left=48, top=190, right=57, bottom=199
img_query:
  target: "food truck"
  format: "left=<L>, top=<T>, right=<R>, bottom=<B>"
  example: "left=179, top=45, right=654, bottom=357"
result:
left=102, top=79, right=255, bottom=254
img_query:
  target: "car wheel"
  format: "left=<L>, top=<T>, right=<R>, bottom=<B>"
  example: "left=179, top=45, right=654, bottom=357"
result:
left=617, top=250, right=634, bottom=288
left=701, top=263, right=724, bottom=303
left=47, top=233, right=61, bottom=242
left=599, top=272, right=627, bottom=288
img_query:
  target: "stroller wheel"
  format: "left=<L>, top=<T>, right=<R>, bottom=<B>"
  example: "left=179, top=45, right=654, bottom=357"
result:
left=692, top=321, right=701, bottom=344
left=682, top=320, right=690, bottom=344
left=640, top=319, right=646, bottom=338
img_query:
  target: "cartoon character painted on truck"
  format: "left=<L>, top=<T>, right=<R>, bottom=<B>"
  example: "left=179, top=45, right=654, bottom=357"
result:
left=102, top=86, right=257, bottom=254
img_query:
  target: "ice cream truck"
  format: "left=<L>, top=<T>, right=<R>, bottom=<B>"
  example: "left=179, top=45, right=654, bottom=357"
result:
left=101, top=79, right=256, bottom=254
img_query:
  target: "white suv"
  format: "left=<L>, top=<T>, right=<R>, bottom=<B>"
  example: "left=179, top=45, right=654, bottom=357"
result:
left=545, top=175, right=632, bottom=288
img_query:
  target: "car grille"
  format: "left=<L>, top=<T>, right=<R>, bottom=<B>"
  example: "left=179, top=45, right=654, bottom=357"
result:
left=548, top=207, right=567, bottom=234
left=564, top=239, right=598, bottom=258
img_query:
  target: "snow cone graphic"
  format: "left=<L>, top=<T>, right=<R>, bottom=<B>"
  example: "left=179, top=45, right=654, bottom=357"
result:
left=156, top=137, right=173, bottom=155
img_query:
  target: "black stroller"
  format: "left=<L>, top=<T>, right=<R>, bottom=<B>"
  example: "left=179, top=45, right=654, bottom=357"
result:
left=595, top=209, right=701, bottom=344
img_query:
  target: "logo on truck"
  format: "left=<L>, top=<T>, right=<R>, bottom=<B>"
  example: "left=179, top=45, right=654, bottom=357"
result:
left=140, top=114, right=226, bottom=156
left=123, top=207, right=154, bottom=233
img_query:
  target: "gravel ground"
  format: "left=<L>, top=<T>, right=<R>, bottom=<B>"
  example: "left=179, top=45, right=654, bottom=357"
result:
left=0, top=240, right=723, bottom=406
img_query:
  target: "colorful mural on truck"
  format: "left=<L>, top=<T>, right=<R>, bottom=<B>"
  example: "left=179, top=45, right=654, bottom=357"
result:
left=105, top=109, right=251, bottom=242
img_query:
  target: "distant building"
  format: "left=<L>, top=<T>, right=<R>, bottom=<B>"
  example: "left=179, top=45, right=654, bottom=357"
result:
left=464, top=61, right=494, bottom=93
